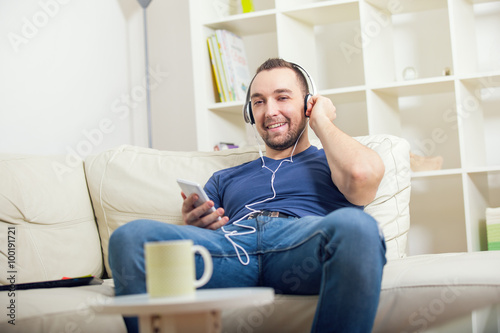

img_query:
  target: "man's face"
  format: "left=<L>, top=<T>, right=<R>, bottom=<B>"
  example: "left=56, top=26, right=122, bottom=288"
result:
left=249, top=68, right=307, bottom=151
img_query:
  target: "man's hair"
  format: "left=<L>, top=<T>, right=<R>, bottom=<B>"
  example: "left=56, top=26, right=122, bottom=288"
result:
left=255, top=58, right=309, bottom=97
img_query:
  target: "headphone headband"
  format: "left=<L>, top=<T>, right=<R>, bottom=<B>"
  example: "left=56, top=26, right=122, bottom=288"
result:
left=243, top=62, right=317, bottom=124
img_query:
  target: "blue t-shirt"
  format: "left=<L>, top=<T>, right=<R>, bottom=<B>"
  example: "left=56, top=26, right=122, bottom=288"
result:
left=204, top=146, right=361, bottom=224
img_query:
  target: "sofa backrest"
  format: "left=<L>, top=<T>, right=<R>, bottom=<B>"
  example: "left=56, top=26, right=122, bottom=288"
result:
left=0, top=155, right=103, bottom=284
left=85, top=134, right=411, bottom=277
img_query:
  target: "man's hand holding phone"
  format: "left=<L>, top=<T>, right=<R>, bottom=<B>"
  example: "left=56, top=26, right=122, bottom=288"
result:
left=177, top=179, right=229, bottom=230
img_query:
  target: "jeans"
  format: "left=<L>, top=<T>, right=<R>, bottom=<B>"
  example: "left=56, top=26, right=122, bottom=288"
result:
left=108, top=207, right=386, bottom=333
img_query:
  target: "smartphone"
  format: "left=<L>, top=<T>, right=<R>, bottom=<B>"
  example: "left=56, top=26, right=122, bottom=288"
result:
left=176, top=178, right=217, bottom=217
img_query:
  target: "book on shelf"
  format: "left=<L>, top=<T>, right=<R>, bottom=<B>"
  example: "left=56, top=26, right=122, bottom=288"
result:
left=207, top=29, right=251, bottom=103
left=486, top=207, right=500, bottom=251
left=241, top=0, right=254, bottom=13
left=207, top=37, right=223, bottom=102
left=213, top=0, right=254, bottom=18
left=208, top=35, right=230, bottom=102
left=215, top=31, right=235, bottom=102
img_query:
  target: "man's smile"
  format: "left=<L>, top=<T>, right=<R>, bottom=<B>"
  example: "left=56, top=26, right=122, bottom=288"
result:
left=266, top=122, right=287, bottom=130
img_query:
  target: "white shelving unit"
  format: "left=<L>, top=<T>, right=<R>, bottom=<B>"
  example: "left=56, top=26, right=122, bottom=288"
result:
left=188, top=0, right=500, bottom=252
left=184, top=0, right=500, bottom=330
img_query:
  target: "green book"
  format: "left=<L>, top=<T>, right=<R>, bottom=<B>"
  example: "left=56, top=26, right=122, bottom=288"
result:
left=241, top=0, right=254, bottom=13
left=486, top=208, right=500, bottom=251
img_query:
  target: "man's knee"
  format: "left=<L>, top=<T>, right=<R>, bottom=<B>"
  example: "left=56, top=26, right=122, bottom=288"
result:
left=109, top=219, right=146, bottom=253
left=322, top=208, right=386, bottom=269
left=324, top=208, right=382, bottom=245
left=109, top=219, right=192, bottom=252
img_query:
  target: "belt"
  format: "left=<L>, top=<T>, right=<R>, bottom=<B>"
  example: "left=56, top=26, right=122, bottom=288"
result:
left=247, top=211, right=292, bottom=220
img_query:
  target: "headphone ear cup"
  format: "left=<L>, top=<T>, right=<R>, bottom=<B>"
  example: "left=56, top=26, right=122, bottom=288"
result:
left=304, top=93, right=312, bottom=116
left=244, top=102, right=255, bottom=124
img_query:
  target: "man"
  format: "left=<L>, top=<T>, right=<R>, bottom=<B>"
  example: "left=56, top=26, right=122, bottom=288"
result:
left=109, top=58, right=386, bottom=332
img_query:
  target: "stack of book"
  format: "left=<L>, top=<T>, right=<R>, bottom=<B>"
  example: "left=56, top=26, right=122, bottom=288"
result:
left=207, top=29, right=251, bottom=103
left=486, top=207, right=500, bottom=251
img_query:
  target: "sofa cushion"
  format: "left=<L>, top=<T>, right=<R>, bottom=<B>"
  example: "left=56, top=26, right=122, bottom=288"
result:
left=220, top=251, right=500, bottom=333
left=315, top=135, right=411, bottom=260
left=0, top=279, right=125, bottom=333
left=85, top=134, right=411, bottom=276
left=374, top=251, right=500, bottom=332
left=85, top=145, right=263, bottom=276
left=0, top=155, right=103, bottom=284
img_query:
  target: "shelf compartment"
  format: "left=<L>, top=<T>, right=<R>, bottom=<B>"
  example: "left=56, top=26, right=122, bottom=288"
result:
left=457, top=74, right=500, bottom=169
left=202, top=17, right=278, bottom=105
left=276, top=0, right=358, bottom=11
left=408, top=174, right=467, bottom=255
left=365, top=0, right=448, bottom=13
left=243, top=0, right=276, bottom=13
left=450, top=0, right=500, bottom=75
left=207, top=101, right=245, bottom=114
left=277, top=1, right=365, bottom=90
left=411, top=168, right=463, bottom=178
left=281, top=1, right=360, bottom=24
left=371, top=76, right=455, bottom=94
left=323, top=90, right=368, bottom=137
left=368, top=80, right=461, bottom=170
left=204, top=10, right=277, bottom=36
left=464, top=170, right=500, bottom=251
left=198, top=0, right=276, bottom=22
left=360, top=0, right=453, bottom=86
left=206, top=109, right=248, bottom=148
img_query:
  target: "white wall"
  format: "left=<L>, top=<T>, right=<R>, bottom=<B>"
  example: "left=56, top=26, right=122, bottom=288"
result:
left=0, top=0, right=150, bottom=157
left=147, top=0, right=198, bottom=151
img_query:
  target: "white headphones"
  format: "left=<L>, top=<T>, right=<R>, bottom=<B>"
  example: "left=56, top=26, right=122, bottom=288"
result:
left=243, top=62, right=317, bottom=125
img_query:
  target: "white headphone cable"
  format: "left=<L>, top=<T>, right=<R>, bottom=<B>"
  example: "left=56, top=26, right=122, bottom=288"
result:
left=221, top=119, right=309, bottom=265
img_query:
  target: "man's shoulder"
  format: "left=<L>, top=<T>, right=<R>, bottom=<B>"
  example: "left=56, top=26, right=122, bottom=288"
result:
left=299, top=145, right=325, bottom=159
left=213, top=157, right=260, bottom=177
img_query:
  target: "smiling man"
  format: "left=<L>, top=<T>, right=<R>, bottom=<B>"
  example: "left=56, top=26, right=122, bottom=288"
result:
left=109, top=58, right=387, bottom=333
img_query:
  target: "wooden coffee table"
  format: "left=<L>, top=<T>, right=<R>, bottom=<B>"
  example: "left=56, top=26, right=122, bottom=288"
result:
left=97, top=287, right=274, bottom=333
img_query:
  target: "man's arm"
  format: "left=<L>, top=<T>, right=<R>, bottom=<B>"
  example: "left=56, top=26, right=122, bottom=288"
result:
left=306, top=95, right=385, bottom=206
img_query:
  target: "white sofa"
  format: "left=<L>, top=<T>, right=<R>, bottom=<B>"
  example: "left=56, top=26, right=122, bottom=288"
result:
left=1, top=134, right=499, bottom=333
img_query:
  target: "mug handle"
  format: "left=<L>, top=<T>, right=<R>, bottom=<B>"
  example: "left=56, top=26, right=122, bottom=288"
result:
left=192, top=245, right=213, bottom=288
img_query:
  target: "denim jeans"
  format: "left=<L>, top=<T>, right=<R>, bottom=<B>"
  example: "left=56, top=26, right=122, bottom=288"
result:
left=108, top=207, right=386, bottom=333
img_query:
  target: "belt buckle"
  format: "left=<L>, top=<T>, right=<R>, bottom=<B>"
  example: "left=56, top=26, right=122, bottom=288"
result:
left=247, top=211, right=281, bottom=220
left=247, top=212, right=258, bottom=220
